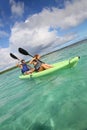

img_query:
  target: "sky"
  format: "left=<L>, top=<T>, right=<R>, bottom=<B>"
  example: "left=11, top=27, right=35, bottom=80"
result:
left=0, top=0, right=87, bottom=71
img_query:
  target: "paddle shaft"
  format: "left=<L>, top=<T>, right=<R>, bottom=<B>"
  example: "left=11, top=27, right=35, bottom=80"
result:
left=18, top=48, right=44, bottom=63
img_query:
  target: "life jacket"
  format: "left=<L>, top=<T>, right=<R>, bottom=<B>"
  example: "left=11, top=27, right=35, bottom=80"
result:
left=21, top=64, right=30, bottom=74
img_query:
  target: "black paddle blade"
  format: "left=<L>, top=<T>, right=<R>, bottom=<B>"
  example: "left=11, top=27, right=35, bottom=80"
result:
left=18, top=48, right=29, bottom=55
left=10, top=53, right=19, bottom=60
left=18, top=48, right=33, bottom=57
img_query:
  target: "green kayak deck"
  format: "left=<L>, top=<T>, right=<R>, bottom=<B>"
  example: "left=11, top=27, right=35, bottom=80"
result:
left=19, top=56, right=80, bottom=79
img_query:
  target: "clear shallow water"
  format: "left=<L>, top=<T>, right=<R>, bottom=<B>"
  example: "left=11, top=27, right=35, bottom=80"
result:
left=0, top=40, right=87, bottom=130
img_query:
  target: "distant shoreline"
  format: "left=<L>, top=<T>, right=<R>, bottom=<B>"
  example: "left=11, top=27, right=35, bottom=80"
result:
left=44, top=38, right=87, bottom=56
left=0, top=66, right=17, bottom=74
left=0, top=38, right=87, bottom=74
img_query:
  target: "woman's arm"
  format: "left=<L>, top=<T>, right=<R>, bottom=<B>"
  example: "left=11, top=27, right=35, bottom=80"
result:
left=29, top=57, right=36, bottom=64
left=29, top=54, right=41, bottom=64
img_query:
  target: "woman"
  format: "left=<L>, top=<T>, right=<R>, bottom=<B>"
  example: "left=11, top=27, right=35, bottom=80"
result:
left=29, top=54, right=53, bottom=72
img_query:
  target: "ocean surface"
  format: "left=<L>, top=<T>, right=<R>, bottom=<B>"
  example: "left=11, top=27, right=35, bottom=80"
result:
left=0, top=40, right=87, bottom=130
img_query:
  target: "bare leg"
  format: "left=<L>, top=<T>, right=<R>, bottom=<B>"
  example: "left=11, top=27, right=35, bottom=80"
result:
left=24, top=68, right=35, bottom=75
left=41, top=64, right=53, bottom=70
left=44, top=64, right=53, bottom=68
left=37, top=66, right=45, bottom=72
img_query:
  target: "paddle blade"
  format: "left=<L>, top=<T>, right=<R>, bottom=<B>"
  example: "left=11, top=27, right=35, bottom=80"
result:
left=18, top=48, right=29, bottom=55
left=18, top=48, right=33, bottom=57
left=10, top=53, right=19, bottom=60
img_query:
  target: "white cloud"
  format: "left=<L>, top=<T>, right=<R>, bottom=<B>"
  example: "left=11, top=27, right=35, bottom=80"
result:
left=1, top=0, right=87, bottom=71
left=0, top=48, right=14, bottom=71
left=10, top=0, right=24, bottom=17
left=0, top=47, right=25, bottom=71
left=0, top=31, right=9, bottom=38
left=9, top=0, right=87, bottom=54
left=44, top=1, right=86, bottom=28
left=9, top=20, right=77, bottom=56
left=23, top=0, right=87, bottom=29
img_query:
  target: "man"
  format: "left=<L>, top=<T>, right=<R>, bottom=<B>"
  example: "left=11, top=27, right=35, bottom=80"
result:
left=16, top=59, right=34, bottom=74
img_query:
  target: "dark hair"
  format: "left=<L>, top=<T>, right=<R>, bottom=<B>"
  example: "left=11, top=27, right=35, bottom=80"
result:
left=21, top=59, right=25, bottom=63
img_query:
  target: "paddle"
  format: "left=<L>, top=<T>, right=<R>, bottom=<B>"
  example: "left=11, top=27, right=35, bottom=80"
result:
left=10, top=53, right=32, bottom=69
left=10, top=53, right=20, bottom=61
left=18, top=48, right=44, bottom=63
left=18, top=48, right=34, bottom=58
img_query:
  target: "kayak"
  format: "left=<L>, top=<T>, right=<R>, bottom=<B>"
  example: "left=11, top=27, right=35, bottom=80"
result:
left=19, top=56, right=80, bottom=79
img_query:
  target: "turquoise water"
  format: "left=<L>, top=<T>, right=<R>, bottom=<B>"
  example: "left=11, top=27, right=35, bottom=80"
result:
left=0, top=40, right=87, bottom=130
